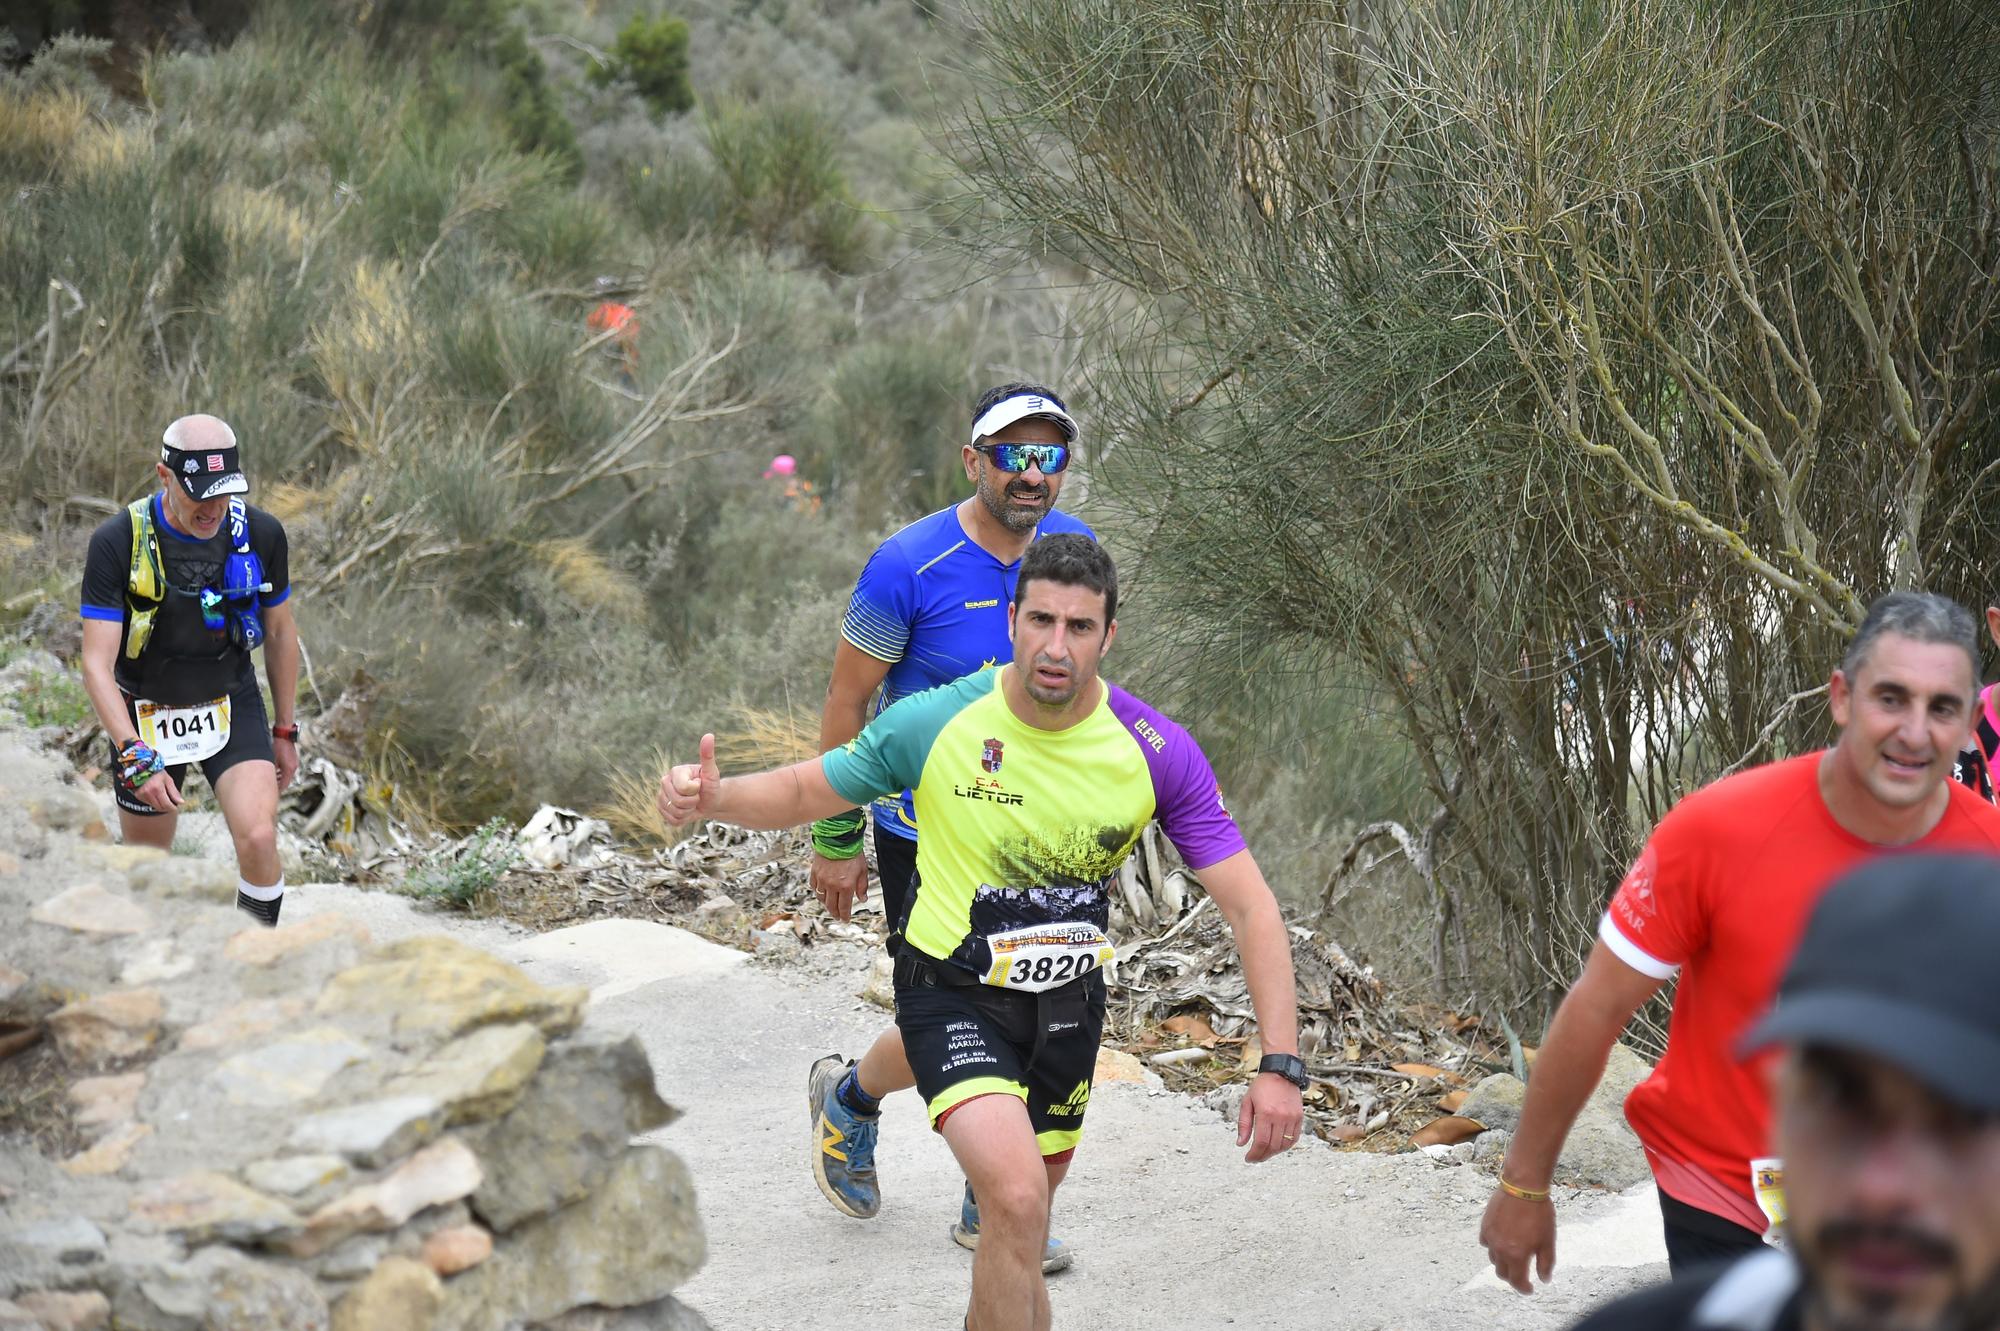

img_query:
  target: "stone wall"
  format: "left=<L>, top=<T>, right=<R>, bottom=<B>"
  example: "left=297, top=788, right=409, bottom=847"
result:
left=0, top=726, right=710, bottom=1331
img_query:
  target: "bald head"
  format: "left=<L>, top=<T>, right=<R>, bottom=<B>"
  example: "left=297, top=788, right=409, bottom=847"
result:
left=162, top=414, right=237, bottom=452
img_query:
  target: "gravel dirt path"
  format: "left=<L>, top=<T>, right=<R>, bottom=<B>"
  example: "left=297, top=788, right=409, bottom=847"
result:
left=433, top=901, right=1672, bottom=1331
left=276, top=879, right=1673, bottom=1331
left=4, top=704, right=1670, bottom=1331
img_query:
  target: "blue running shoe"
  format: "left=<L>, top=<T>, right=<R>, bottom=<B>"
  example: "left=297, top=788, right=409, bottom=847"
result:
left=808, top=1054, right=880, bottom=1219
left=951, top=1182, right=1075, bottom=1274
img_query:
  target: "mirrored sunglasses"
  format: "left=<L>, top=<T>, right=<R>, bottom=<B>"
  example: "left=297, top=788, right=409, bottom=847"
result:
left=972, top=441, right=1070, bottom=474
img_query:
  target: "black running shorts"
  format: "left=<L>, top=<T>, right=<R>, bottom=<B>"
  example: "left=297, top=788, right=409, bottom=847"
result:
left=873, top=822, right=916, bottom=956
left=894, top=950, right=1106, bottom=1157
left=112, top=682, right=273, bottom=816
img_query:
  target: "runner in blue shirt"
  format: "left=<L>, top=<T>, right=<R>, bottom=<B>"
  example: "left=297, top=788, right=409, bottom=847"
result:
left=805, top=383, right=1092, bottom=1268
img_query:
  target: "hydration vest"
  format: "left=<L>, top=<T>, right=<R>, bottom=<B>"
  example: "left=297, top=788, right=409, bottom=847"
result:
left=123, top=494, right=264, bottom=660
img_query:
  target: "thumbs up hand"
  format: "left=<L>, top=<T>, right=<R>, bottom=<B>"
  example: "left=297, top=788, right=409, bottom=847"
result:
left=658, top=733, right=721, bottom=826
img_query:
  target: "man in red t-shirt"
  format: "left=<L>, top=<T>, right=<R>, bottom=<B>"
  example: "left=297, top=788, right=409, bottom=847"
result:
left=1480, top=591, right=2000, bottom=1292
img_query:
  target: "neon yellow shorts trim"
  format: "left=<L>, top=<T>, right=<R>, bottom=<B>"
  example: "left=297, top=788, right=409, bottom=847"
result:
left=926, top=1075, right=1027, bottom=1127
left=1035, top=1126, right=1083, bottom=1156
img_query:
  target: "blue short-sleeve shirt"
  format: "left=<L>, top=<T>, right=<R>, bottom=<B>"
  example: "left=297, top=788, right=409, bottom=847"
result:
left=839, top=504, right=1093, bottom=839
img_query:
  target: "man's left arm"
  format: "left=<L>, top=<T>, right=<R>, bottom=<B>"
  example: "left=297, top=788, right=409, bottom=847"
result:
left=261, top=600, right=300, bottom=792
left=1193, top=848, right=1304, bottom=1162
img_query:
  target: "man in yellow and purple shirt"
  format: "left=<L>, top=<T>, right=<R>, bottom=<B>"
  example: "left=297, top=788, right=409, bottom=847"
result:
left=659, top=534, right=1306, bottom=1331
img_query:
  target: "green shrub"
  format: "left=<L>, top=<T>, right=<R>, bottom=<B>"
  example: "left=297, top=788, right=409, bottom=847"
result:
left=401, top=816, right=519, bottom=907
left=494, top=26, right=581, bottom=182
left=811, top=333, right=970, bottom=521
left=10, top=668, right=91, bottom=729
left=336, top=0, right=520, bottom=52
left=622, top=155, right=721, bottom=242
left=701, top=97, right=874, bottom=271
left=591, top=12, right=694, bottom=120
left=481, top=184, right=621, bottom=288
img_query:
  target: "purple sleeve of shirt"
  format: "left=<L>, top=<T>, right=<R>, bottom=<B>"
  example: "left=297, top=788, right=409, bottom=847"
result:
left=1106, top=685, right=1247, bottom=870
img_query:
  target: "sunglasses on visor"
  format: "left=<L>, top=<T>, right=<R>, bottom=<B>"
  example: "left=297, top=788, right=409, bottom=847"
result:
left=971, top=441, right=1070, bottom=474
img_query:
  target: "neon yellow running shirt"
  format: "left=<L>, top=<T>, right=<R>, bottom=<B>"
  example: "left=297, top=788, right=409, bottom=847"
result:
left=821, top=666, right=1245, bottom=977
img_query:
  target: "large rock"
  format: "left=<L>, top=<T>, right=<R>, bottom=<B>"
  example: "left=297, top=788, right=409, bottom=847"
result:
left=1591, top=1042, right=1653, bottom=1115
left=31, top=884, right=153, bottom=938
left=118, top=938, right=196, bottom=986
left=26, top=789, right=107, bottom=840
left=126, top=858, right=236, bottom=901
left=128, top=1245, right=328, bottom=1331
left=70, top=1072, right=147, bottom=1128
left=289, top=1097, right=444, bottom=1168
left=223, top=914, right=371, bottom=968
left=128, top=1172, right=300, bottom=1245
left=331, top=1256, right=440, bottom=1331
left=81, top=843, right=168, bottom=873
left=1463, top=1045, right=1652, bottom=1189
left=242, top=1155, right=352, bottom=1211
left=208, top=1028, right=371, bottom=1107
left=469, top=1033, right=675, bottom=1233
left=1461, top=1073, right=1527, bottom=1132
left=538, top=1299, right=712, bottom=1331
left=420, top=1224, right=492, bottom=1277
left=13, top=1289, right=111, bottom=1330
left=2, top=1216, right=107, bottom=1266
left=61, top=1121, right=153, bottom=1178
left=387, top=1023, right=547, bottom=1126
left=313, top=1235, right=388, bottom=1282
left=49, top=988, right=165, bottom=1066
left=289, top=1138, right=483, bottom=1259
left=177, top=997, right=307, bottom=1052
left=1560, top=1111, right=1651, bottom=1189
left=437, top=1146, right=703, bottom=1331
left=315, top=937, right=586, bottom=1045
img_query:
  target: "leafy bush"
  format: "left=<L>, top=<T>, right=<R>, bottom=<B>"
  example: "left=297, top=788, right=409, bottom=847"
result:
left=701, top=98, right=874, bottom=271
left=335, top=0, right=520, bottom=52
left=401, top=816, right=520, bottom=907
left=810, top=332, right=971, bottom=523
left=591, top=12, right=693, bottom=120
left=494, top=26, right=581, bottom=182
left=9, top=668, right=91, bottom=728
left=0, top=0, right=1154, bottom=854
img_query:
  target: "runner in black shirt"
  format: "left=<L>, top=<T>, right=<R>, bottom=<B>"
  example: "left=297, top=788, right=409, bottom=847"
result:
left=78, top=414, right=301, bottom=926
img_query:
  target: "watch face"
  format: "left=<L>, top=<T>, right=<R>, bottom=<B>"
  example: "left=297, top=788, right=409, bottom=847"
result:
left=1261, top=1054, right=1308, bottom=1088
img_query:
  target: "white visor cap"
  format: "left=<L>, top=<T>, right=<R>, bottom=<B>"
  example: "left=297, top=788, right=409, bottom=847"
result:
left=970, top=392, right=1078, bottom=445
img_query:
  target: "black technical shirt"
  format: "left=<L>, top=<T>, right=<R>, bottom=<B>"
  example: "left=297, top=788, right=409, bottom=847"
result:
left=80, top=494, right=290, bottom=706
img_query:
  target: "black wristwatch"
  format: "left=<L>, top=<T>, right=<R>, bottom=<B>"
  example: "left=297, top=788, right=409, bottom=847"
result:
left=271, top=723, right=301, bottom=742
left=1257, top=1053, right=1309, bottom=1091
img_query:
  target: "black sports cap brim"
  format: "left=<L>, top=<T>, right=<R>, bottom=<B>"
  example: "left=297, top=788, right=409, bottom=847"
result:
left=163, top=443, right=249, bottom=500
left=1741, top=989, right=2000, bottom=1113
left=174, top=472, right=249, bottom=500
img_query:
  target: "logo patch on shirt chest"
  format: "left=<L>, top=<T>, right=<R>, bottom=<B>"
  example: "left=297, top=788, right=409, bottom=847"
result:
left=953, top=775, right=1024, bottom=806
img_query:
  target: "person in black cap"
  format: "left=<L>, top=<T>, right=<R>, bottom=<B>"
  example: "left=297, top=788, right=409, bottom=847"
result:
left=77, top=413, right=300, bottom=926
left=1568, top=851, right=2000, bottom=1331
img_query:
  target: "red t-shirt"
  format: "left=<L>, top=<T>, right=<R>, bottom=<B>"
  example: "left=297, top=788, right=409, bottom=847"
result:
left=1601, top=751, right=2000, bottom=1230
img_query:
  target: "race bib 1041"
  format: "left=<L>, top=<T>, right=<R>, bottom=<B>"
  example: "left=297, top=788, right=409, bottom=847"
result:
left=135, top=695, right=231, bottom=765
left=981, top=921, right=1114, bottom=993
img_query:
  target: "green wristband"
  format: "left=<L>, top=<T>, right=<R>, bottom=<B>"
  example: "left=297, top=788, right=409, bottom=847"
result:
left=812, top=810, right=866, bottom=860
